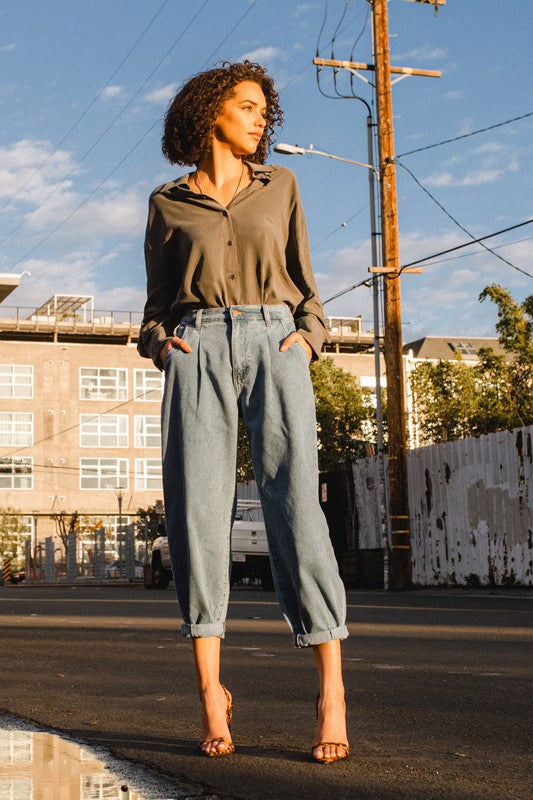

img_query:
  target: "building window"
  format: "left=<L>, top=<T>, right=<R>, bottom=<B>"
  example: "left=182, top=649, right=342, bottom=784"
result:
left=134, top=416, right=161, bottom=448
left=450, top=341, right=478, bottom=357
left=0, top=457, right=33, bottom=489
left=80, top=458, right=128, bottom=490
left=0, top=413, right=33, bottom=446
left=134, top=369, right=164, bottom=402
left=79, top=368, right=127, bottom=400
left=0, top=365, right=33, bottom=399
left=80, top=414, right=128, bottom=448
left=135, top=458, right=162, bottom=490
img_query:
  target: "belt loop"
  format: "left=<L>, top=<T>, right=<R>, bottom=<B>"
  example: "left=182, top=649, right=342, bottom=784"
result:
left=261, top=305, right=271, bottom=326
left=195, top=309, right=203, bottom=331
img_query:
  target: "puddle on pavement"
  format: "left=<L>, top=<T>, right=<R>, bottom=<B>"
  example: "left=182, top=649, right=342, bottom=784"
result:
left=0, top=714, right=186, bottom=800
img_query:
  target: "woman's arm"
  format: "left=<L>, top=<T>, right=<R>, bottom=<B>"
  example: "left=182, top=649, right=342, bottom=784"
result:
left=137, top=194, right=176, bottom=369
left=284, top=175, right=329, bottom=361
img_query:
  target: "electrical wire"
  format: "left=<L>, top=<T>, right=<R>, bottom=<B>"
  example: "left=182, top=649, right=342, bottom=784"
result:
left=0, top=0, right=172, bottom=215
left=310, top=203, right=368, bottom=250
left=1, top=388, right=162, bottom=460
left=320, top=220, right=533, bottom=308
left=323, top=276, right=373, bottom=305
left=418, top=235, right=533, bottom=269
left=397, top=161, right=533, bottom=279
left=401, top=219, right=533, bottom=269
left=3, top=0, right=258, bottom=272
left=199, top=0, right=258, bottom=68
left=396, top=112, right=533, bottom=159
left=0, top=0, right=212, bottom=252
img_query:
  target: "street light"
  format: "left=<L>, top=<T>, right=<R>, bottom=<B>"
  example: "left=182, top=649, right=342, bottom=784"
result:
left=274, top=140, right=391, bottom=587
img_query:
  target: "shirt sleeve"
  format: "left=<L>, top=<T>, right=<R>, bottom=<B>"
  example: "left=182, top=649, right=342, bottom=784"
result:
left=137, top=192, right=175, bottom=370
left=284, top=173, right=329, bottom=360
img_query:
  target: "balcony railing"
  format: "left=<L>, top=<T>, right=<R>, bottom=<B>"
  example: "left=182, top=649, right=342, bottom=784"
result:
left=0, top=306, right=143, bottom=335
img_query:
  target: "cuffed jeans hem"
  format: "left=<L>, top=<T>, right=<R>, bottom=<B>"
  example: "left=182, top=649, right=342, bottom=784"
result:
left=293, top=624, right=349, bottom=648
left=181, top=622, right=226, bottom=639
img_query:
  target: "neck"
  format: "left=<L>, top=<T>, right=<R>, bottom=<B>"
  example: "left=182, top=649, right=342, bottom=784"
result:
left=197, top=147, right=244, bottom=189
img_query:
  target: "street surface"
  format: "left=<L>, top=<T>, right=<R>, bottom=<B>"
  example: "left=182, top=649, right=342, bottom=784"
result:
left=0, top=585, right=531, bottom=800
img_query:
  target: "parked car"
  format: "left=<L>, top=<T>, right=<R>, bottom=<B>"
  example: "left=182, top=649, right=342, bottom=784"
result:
left=105, top=559, right=144, bottom=579
left=148, top=501, right=274, bottom=590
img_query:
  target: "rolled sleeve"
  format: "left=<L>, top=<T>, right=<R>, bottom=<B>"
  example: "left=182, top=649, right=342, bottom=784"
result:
left=285, top=176, right=329, bottom=360
left=137, top=192, right=176, bottom=369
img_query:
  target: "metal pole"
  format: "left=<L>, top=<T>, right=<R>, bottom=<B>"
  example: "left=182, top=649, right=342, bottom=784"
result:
left=366, top=114, right=391, bottom=591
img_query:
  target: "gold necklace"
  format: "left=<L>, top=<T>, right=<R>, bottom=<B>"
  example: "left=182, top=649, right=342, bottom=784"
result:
left=195, top=163, right=245, bottom=204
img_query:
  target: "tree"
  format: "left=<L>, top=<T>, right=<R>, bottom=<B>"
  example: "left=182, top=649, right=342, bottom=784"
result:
left=311, top=356, right=375, bottom=469
left=410, top=285, right=532, bottom=445
left=0, top=507, right=25, bottom=564
left=236, top=356, right=375, bottom=478
left=136, top=505, right=164, bottom=545
left=51, top=511, right=79, bottom=559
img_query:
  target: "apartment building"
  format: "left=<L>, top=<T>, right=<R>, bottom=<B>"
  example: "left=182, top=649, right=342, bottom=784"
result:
left=0, top=294, right=163, bottom=556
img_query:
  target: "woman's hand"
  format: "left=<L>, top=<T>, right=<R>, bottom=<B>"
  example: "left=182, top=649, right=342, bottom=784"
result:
left=159, top=335, right=192, bottom=365
left=279, top=332, right=312, bottom=362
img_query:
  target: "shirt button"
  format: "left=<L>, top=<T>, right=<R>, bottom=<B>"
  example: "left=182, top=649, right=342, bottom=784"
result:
left=229, top=274, right=236, bottom=280
left=227, top=240, right=233, bottom=246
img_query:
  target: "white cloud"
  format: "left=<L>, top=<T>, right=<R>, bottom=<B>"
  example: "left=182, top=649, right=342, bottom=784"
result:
left=444, top=90, right=463, bottom=101
left=423, top=169, right=502, bottom=187
left=1, top=43, right=16, bottom=53
left=294, top=3, right=316, bottom=15
left=393, top=45, right=447, bottom=62
left=473, top=142, right=504, bottom=154
left=240, top=46, right=280, bottom=63
left=0, top=139, right=78, bottom=203
left=144, top=83, right=178, bottom=105
left=100, top=85, right=124, bottom=100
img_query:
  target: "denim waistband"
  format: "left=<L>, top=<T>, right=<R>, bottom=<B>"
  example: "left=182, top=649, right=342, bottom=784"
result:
left=179, top=304, right=292, bottom=330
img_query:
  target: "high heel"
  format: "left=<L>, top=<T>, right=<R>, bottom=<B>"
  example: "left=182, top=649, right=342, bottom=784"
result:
left=198, top=684, right=235, bottom=757
left=312, top=693, right=350, bottom=764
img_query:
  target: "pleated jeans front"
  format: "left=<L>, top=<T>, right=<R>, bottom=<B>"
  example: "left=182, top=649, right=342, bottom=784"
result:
left=161, top=304, right=348, bottom=647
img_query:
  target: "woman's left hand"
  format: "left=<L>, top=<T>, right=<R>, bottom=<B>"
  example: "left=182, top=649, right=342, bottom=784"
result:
left=280, top=332, right=312, bottom=362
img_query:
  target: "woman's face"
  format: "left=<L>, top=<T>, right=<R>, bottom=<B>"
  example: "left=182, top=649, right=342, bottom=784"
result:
left=212, top=80, right=267, bottom=156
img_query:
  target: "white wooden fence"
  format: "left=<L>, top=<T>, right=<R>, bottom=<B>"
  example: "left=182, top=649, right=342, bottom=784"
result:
left=352, top=426, right=533, bottom=586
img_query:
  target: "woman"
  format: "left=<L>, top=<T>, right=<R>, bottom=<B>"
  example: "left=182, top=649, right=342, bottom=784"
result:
left=138, top=61, right=349, bottom=764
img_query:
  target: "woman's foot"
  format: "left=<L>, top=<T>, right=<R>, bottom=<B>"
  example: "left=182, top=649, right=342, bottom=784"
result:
left=198, top=683, right=234, bottom=757
left=312, top=691, right=349, bottom=764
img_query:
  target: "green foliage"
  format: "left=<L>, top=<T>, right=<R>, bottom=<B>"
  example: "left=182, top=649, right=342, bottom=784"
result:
left=0, top=507, right=25, bottom=563
left=311, top=357, right=374, bottom=469
left=136, top=505, right=165, bottom=544
left=411, top=285, right=533, bottom=444
left=236, top=356, right=375, bottom=476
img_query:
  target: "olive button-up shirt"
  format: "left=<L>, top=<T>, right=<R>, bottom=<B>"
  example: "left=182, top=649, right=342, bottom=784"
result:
left=138, top=162, right=328, bottom=369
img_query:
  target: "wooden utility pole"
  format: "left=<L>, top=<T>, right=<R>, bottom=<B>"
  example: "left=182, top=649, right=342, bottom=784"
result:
left=372, top=0, right=410, bottom=589
left=313, top=0, right=442, bottom=590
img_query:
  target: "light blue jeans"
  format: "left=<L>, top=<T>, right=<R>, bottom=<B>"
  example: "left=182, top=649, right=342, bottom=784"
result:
left=161, top=305, right=348, bottom=647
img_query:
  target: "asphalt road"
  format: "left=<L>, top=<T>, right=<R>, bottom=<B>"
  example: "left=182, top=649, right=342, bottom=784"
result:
left=0, top=584, right=531, bottom=800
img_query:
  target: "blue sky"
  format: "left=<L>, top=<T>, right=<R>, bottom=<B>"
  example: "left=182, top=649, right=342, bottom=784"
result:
left=1, top=0, right=531, bottom=342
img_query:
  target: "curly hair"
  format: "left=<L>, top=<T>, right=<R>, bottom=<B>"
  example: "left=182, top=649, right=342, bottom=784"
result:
left=162, top=61, right=283, bottom=166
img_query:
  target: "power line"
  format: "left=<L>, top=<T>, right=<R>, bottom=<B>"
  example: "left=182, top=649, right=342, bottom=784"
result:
left=2, top=388, right=160, bottom=460
left=200, top=0, right=258, bottom=68
left=0, top=0, right=171, bottom=215
left=0, top=0, right=211, bottom=251
left=397, top=161, right=533, bottom=279
left=419, top=235, right=533, bottom=268
left=310, top=203, right=368, bottom=250
left=2, top=0, right=259, bottom=272
left=396, top=111, right=533, bottom=159
left=401, top=219, right=533, bottom=270
left=321, top=220, right=533, bottom=307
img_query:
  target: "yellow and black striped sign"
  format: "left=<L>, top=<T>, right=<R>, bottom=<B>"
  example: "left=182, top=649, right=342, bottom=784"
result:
left=2, top=559, right=11, bottom=584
